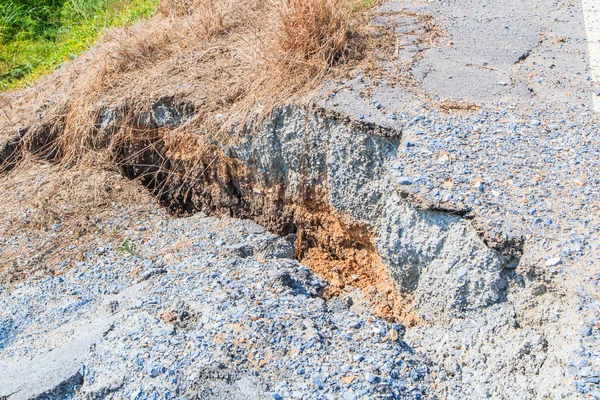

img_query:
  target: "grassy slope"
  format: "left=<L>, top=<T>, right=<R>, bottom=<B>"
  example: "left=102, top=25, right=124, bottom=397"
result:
left=0, top=0, right=157, bottom=91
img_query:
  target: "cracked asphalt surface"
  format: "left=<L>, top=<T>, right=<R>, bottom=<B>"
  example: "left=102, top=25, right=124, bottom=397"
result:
left=317, top=0, right=600, bottom=397
left=1, top=0, right=600, bottom=398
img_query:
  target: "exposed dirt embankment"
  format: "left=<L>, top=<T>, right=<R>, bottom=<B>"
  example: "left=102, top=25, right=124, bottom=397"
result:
left=1, top=0, right=594, bottom=396
left=93, top=100, right=422, bottom=324
left=0, top=99, right=522, bottom=327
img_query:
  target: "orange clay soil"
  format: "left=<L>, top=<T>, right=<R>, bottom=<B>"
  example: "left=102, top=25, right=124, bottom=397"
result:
left=295, top=206, right=421, bottom=326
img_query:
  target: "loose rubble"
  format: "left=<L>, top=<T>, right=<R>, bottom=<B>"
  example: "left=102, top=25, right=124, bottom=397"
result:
left=0, top=216, right=437, bottom=399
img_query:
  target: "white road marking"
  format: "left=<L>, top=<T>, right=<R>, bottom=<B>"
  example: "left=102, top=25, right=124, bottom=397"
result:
left=582, top=0, right=600, bottom=111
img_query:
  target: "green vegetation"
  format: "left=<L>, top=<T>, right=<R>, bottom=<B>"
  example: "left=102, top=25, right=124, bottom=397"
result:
left=350, top=0, right=377, bottom=12
left=117, top=237, right=137, bottom=257
left=0, top=0, right=158, bottom=90
left=359, top=0, right=377, bottom=8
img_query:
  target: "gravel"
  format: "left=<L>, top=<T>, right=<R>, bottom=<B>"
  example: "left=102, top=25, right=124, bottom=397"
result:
left=1, top=0, right=600, bottom=398
left=570, top=273, right=600, bottom=399
left=0, top=215, right=438, bottom=399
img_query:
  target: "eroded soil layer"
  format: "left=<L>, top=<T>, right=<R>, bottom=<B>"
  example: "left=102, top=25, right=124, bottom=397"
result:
left=3, top=100, right=584, bottom=399
left=17, top=102, right=517, bottom=324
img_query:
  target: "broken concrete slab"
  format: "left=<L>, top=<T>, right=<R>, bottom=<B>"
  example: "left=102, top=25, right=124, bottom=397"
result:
left=0, top=317, right=112, bottom=400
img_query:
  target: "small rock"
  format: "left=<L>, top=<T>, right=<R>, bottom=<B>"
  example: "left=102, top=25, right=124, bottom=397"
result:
left=349, top=320, right=362, bottom=329
left=353, top=354, right=364, bottom=362
left=258, top=237, right=294, bottom=259
left=341, top=392, right=357, bottom=400
left=456, top=267, right=468, bottom=280
left=223, top=243, right=254, bottom=258
left=365, top=373, right=379, bottom=384
left=130, top=389, right=143, bottom=400
left=545, top=257, right=562, bottom=267
left=396, top=177, right=412, bottom=185
left=148, top=365, right=164, bottom=378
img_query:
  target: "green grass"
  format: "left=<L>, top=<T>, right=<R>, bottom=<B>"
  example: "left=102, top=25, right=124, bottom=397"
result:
left=0, top=0, right=158, bottom=91
left=359, top=0, right=377, bottom=7
left=350, top=0, right=377, bottom=14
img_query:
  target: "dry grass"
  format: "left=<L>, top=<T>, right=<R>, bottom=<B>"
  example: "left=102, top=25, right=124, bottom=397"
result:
left=0, top=0, right=442, bottom=315
left=270, top=0, right=356, bottom=71
left=0, top=0, right=377, bottom=171
left=0, top=159, right=164, bottom=285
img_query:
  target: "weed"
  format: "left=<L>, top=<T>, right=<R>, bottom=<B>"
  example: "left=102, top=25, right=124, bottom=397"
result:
left=118, top=237, right=138, bottom=256
left=271, top=0, right=352, bottom=68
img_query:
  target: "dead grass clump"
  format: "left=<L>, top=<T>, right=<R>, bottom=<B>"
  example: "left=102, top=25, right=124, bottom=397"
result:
left=158, top=0, right=200, bottom=16
left=157, top=0, right=232, bottom=37
left=271, top=0, right=354, bottom=70
left=97, top=0, right=239, bottom=79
